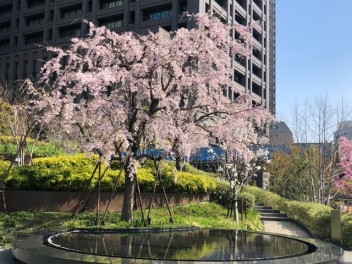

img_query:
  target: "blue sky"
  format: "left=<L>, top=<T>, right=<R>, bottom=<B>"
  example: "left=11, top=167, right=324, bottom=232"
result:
left=276, top=0, right=352, bottom=124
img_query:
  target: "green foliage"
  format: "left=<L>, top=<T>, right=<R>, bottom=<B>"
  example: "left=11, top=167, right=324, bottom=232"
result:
left=0, top=136, right=65, bottom=157
left=0, top=202, right=262, bottom=248
left=3, top=155, right=222, bottom=194
left=174, top=171, right=218, bottom=193
left=237, top=192, right=255, bottom=209
left=5, top=154, right=123, bottom=191
left=0, top=102, right=13, bottom=135
left=342, top=213, right=352, bottom=250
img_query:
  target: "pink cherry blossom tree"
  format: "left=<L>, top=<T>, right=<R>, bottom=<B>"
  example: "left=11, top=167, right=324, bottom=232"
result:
left=335, top=137, right=352, bottom=197
left=27, top=13, right=273, bottom=221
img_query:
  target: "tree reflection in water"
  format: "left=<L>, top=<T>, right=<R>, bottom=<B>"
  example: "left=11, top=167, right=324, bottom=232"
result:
left=47, top=229, right=311, bottom=261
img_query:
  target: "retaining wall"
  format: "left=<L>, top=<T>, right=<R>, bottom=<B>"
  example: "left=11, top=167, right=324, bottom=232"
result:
left=0, top=190, right=210, bottom=212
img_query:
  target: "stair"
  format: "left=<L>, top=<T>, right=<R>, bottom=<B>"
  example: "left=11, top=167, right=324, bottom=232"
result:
left=254, top=204, right=290, bottom=221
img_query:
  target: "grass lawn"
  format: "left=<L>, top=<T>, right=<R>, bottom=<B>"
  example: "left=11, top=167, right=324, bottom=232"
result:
left=0, top=202, right=262, bottom=248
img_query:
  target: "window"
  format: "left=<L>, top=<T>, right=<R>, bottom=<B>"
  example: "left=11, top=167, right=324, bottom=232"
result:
left=59, top=25, right=81, bottom=38
left=101, top=0, right=123, bottom=9
left=179, top=0, right=187, bottom=13
left=0, top=22, right=11, bottom=33
left=27, top=0, right=45, bottom=9
left=24, top=32, right=43, bottom=45
left=129, top=11, right=135, bottom=24
left=61, top=6, right=82, bottom=19
left=48, top=29, right=52, bottom=40
left=26, top=13, right=45, bottom=26
left=100, top=16, right=123, bottom=29
left=143, top=6, right=172, bottom=21
left=0, top=39, right=10, bottom=50
left=0, top=4, right=12, bottom=16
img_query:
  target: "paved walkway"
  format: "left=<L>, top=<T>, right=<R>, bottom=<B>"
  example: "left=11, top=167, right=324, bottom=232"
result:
left=264, top=220, right=352, bottom=263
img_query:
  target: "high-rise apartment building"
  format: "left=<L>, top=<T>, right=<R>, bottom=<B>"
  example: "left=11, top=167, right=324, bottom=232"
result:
left=0, top=0, right=276, bottom=114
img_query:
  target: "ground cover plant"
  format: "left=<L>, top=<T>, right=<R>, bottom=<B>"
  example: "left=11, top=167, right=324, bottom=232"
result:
left=0, top=202, right=262, bottom=248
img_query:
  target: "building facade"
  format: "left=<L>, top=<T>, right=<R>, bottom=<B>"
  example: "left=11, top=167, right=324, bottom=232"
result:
left=335, top=121, right=352, bottom=140
left=0, top=0, right=276, bottom=114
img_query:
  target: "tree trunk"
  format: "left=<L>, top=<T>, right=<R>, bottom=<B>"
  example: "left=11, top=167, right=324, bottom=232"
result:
left=175, top=156, right=184, bottom=171
left=121, top=156, right=137, bottom=222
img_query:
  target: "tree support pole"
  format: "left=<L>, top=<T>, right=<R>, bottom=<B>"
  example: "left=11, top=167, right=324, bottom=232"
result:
left=146, top=161, right=160, bottom=225
left=71, top=161, right=100, bottom=218
left=157, top=169, right=173, bottom=223
left=100, top=167, right=123, bottom=225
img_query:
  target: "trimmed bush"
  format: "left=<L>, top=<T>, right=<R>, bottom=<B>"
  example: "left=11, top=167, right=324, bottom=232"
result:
left=237, top=192, right=255, bottom=209
left=342, top=214, right=352, bottom=250
left=3, top=154, right=222, bottom=194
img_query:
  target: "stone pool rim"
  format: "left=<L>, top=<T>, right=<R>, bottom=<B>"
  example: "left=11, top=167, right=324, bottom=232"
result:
left=13, top=227, right=344, bottom=264
left=44, top=227, right=314, bottom=261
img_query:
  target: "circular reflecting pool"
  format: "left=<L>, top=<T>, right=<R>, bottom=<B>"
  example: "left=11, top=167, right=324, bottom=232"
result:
left=45, top=228, right=315, bottom=261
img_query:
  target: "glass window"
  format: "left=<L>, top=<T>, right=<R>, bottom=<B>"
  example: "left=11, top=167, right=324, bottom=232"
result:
left=59, top=25, right=81, bottom=38
left=0, top=39, right=10, bottom=50
left=61, top=6, right=82, bottom=19
left=0, top=23, right=11, bottom=33
left=101, top=18, right=123, bottom=29
left=25, top=32, right=43, bottom=45
left=26, top=14, right=45, bottom=26
left=27, top=0, right=45, bottom=8
left=101, top=0, right=123, bottom=9
left=144, top=7, right=172, bottom=21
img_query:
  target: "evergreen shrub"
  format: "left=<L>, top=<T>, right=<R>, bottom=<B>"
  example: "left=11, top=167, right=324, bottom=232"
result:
left=3, top=154, right=222, bottom=194
left=237, top=192, right=255, bottom=209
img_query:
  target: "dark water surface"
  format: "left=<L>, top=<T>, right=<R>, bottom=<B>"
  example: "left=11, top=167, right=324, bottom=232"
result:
left=46, top=229, right=313, bottom=261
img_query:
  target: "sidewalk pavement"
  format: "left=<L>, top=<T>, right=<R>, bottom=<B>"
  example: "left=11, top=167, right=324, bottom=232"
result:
left=263, top=220, right=352, bottom=263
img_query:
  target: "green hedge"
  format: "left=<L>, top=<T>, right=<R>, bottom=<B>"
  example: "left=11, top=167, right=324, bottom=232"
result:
left=245, top=186, right=352, bottom=250
left=342, top=214, right=352, bottom=250
left=237, top=192, right=255, bottom=209
left=1, top=154, right=223, bottom=194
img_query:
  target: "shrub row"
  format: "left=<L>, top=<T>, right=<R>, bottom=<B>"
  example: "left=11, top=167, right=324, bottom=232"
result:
left=244, top=186, right=352, bottom=250
left=1, top=154, right=223, bottom=194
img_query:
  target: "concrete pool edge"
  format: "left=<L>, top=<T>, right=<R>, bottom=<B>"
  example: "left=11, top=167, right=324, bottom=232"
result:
left=12, top=229, right=344, bottom=264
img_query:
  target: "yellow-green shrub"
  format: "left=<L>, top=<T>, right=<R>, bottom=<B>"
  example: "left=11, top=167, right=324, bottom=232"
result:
left=173, top=171, right=218, bottom=193
left=3, top=155, right=222, bottom=194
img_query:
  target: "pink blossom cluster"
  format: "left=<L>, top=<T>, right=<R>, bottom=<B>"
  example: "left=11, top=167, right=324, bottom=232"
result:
left=27, top=13, right=273, bottom=170
left=335, top=136, right=352, bottom=196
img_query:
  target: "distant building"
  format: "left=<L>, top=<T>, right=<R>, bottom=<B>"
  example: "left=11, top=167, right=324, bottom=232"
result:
left=335, top=121, right=352, bottom=140
left=269, top=121, right=293, bottom=146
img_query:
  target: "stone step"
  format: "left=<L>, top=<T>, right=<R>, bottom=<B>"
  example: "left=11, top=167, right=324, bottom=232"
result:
left=260, top=216, right=291, bottom=221
left=255, top=204, right=290, bottom=221
left=255, top=208, right=281, bottom=214
left=260, top=212, right=288, bottom=218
